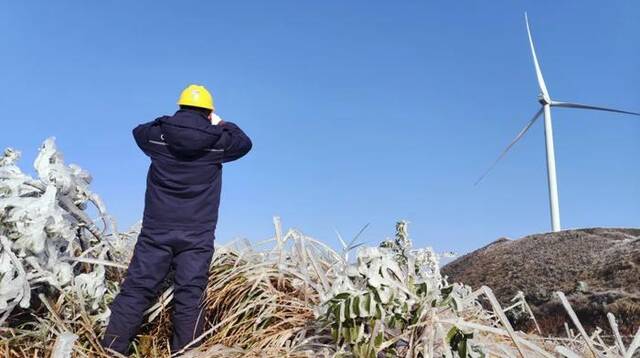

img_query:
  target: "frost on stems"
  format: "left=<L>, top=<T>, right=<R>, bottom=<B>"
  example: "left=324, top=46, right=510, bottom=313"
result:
left=0, top=138, right=135, bottom=328
left=320, top=221, right=482, bottom=357
left=51, top=332, right=78, bottom=358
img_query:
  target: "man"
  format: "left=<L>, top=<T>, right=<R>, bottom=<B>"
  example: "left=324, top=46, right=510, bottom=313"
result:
left=102, top=84, right=252, bottom=354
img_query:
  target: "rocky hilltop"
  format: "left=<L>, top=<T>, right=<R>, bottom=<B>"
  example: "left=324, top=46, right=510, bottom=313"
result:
left=442, top=228, right=640, bottom=336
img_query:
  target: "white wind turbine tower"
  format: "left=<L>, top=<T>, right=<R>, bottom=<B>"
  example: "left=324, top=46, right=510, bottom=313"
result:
left=476, top=13, right=640, bottom=232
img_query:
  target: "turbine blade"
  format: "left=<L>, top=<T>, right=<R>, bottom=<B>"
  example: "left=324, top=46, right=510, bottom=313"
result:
left=551, top=101, right=640, bottom=116
left=525, top=13, right=550, bottom=102
left=475, top=108, right=544, bottom=186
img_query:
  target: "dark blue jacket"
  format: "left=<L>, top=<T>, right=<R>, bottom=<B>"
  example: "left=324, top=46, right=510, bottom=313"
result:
left=133, top=109, right=252, bottom=230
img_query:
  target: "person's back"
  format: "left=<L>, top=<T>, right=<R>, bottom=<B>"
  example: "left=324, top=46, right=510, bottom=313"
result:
left=136, top=107, right=251, bottom=230
left=102, top=85, right=252, bottom=354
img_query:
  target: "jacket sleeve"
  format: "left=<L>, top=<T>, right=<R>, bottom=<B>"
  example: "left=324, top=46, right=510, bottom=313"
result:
left=209, top=121, right=253, bottom=163
left=132, top=118, right=163, bottom=157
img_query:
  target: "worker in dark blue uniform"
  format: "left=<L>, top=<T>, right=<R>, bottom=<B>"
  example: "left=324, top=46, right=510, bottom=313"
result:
left=102, top=84, right=252, bottom=354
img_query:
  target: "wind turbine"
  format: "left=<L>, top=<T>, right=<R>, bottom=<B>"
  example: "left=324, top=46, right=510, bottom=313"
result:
left=476, top=13, right=640, bottom=232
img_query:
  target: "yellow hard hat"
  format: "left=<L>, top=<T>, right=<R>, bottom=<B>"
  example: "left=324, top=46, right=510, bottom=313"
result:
left=177, top=84, right=215, bottom=110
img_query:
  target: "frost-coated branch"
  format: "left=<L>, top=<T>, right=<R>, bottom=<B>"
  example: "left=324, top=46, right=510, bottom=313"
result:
left=0, top=138, right=137, bottom=329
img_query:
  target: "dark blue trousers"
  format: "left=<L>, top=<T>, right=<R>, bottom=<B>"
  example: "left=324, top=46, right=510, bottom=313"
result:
left=102, top=226, right=214, bottom=354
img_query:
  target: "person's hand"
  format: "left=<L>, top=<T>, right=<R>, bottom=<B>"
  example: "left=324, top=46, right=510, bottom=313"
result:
left=210, top=112, right=223, bottom=125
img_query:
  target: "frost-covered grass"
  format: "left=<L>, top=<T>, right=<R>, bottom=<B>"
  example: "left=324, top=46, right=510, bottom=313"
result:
left=0, top=139, right=638, bottom=357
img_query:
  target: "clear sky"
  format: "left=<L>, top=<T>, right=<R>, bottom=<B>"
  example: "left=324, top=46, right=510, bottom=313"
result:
left=1, top=1, right=638, bottom=255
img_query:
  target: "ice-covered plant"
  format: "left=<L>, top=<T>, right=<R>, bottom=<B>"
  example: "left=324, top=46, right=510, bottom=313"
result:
left=320, top=221, right=481, bottom=357
left=0, top=138, right=132, bottom=325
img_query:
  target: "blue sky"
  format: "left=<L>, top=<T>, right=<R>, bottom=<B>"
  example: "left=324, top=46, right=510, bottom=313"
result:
left=1, top=2, right=638, bottom=255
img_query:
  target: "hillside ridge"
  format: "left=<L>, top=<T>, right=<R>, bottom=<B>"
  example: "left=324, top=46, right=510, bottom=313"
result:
left=442, top=227, right=640, bottom=335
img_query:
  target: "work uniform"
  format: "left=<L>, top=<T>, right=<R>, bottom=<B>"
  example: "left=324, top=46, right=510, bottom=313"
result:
left=102, top=108, right=252, bottom=354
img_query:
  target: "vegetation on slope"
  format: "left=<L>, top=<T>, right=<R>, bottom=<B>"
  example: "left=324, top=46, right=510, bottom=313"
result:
left=442, top=229, right=640, bottom=337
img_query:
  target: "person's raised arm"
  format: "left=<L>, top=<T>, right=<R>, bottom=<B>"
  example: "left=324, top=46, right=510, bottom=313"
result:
left=132, top=117, right=164, bottom=156
left=204, top=113, right=252, bottom=163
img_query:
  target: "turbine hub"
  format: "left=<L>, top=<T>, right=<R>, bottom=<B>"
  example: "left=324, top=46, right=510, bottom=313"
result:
left=537, top=93, right=550, bottom=105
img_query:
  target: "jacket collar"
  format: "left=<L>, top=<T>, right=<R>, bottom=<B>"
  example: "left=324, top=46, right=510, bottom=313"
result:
left=174, top=108, right=210, bottom=123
